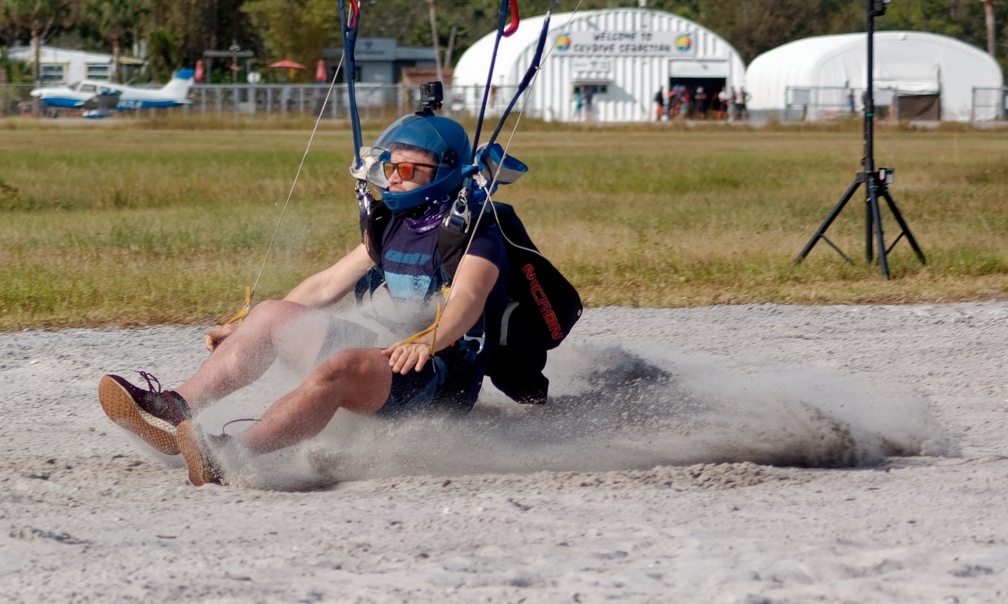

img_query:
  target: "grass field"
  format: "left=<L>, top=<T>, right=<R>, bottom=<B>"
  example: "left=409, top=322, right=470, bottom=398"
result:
left=1, top=116, right=1007, bottom=330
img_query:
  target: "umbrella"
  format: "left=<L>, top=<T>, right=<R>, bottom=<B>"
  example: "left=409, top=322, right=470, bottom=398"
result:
left=269, top=60, right=305, bottom=69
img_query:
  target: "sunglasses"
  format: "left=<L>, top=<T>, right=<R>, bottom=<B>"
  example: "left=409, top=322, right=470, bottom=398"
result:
left=383, top=161, right=438, bottom=181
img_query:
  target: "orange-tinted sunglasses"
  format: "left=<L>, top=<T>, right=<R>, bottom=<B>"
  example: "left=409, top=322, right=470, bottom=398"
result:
left=383, top=161, right=438, bottom=181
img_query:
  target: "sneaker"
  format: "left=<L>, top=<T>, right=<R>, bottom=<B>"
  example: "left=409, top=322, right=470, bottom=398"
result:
left=177, top=420, right=229, bottom=486
left=98, top=372, right=191, bottom=456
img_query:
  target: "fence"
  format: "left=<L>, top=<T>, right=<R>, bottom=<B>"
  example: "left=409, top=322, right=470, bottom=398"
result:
left=782, top=86, right=857, bottom=122
left=1, top=83, right=34, bottom=115
left=971, top=87, right=1007, bottom=122
left=783, top=85, right=1008, bottom=123
left=0, top=82, right=522, bottom=120
left=185, top=83, right=398, bottom=119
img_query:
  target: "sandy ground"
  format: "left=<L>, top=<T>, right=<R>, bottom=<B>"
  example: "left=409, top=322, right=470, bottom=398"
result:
left=1, top=302, right=1007, bottom=603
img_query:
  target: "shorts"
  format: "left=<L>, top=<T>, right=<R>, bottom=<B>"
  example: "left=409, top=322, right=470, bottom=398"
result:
left=380, top=341, right=487, bottom=416
left=315, top=317, right=488, bottom=417
left=314, top=318, right=380, bottom=362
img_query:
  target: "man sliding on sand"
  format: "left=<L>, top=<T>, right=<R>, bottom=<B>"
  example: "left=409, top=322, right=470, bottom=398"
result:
left=98, top=112, right=508, bottom=486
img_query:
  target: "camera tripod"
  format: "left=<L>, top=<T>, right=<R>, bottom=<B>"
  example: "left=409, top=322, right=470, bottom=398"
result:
left=792, top=0, right=925, bottom=279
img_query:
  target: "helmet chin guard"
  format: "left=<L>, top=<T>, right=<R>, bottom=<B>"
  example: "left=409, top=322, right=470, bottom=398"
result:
left=367, top=114, right=472, bottom=212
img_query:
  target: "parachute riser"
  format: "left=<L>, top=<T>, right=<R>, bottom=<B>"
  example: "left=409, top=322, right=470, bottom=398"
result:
left=339, top=0, right=364, bottom=173
left=472, top=0, right=520, bottom=151
left=481, top=2, right=557, bottom=154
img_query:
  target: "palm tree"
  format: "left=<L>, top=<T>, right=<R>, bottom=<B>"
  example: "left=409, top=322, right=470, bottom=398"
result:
left=85, top=0, right=151, bottom=83
left=0, top=0, right=77, bottom=116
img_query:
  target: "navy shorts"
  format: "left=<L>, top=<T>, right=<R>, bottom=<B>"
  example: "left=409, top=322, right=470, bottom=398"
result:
left=380, top=341, right=488, bottom=416
left=316, top=318, right=487, bottom=416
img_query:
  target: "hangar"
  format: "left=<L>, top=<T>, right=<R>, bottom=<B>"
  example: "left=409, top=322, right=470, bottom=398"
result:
left=451, top=8, right=746, bottom=123
left=745, top=31, right=1005, bottom=122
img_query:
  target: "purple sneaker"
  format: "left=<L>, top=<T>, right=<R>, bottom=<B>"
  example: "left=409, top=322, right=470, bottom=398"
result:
left=98, top=372, right=190, bottom=456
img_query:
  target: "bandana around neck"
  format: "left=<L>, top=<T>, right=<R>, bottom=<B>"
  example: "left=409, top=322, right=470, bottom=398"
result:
left=399, top=195, right=451, bottom=233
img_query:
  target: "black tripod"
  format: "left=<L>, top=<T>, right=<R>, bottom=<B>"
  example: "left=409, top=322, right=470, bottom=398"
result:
left=792, top=0, right=925, bottom=279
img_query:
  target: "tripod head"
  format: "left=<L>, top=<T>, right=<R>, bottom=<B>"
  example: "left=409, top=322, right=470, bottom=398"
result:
left=872, top=0, right=892, bottom=17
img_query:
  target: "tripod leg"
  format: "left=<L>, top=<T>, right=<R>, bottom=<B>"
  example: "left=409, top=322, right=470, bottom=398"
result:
left=865, top=188, right=873, bottom=263
left=793, top=177, right=861, bottom=265
left=880, top=186, right=926, bottom=264
left=867, top=179, right=890, bottom=278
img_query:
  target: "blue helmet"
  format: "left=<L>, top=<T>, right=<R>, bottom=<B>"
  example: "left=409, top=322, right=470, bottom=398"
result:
left=368, top=113, right=472, bottom=212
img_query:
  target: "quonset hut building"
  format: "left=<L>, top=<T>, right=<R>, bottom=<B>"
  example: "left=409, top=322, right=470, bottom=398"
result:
left=745, top=31, right=1005, bottom=122
left=451, top=8, right=746, bottom=123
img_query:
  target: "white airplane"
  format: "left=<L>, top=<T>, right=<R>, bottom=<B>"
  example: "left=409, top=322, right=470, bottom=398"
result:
left=30, top=68, right=195, bottom=117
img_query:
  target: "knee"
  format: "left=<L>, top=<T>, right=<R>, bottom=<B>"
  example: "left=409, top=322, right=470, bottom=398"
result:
left=307, top=349, right=390, bottom=412
left=247, top=299, right=290, bottom=322
left=312, top=349, right=378, bottom=385
left=243, top=299, right=308, bottom=332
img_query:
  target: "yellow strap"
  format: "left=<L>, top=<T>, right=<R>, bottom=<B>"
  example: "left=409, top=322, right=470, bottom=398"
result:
left=223, top=285, right=252, bottom=326
left=402, top=286, right=451, bottom=355
left=402, top=300, right=442, bottom=356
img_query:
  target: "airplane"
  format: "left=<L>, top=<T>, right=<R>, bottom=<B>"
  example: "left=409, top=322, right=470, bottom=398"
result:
left=30, top=68, right=195, bottom=117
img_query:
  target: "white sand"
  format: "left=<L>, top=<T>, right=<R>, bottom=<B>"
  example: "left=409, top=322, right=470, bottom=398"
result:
left=1, top=303, right=1006, bottom=602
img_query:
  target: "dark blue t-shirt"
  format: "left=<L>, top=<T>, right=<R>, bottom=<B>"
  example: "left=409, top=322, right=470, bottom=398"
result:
left=380, top=212, right=508, bottom=336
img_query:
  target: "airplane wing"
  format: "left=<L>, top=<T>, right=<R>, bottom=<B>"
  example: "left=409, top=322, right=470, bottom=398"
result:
left=81, top=91, right=122, bottom=117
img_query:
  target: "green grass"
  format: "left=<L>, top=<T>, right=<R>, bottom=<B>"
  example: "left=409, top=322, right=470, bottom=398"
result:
left=1, top=118, right=1006, bottom=330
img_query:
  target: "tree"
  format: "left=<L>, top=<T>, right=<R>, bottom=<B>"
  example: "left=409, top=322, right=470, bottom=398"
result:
left=820, top=0, right=864, bottom=34
left=147, top=0, right=264, bottom=80
left=242, top=0, right=339, bottom=81
left=1, top=0, right=78, bottom=115
left=145, top=26, right=183, bottom=82
left=982, top=0, right=995, bottom=56
left=876, top=0, right=967, bottom=38
left=841, top=0, right=1008, bottom=75
left=84, top=0, right=150, bottom=82
left=694, top=0, right=833, bottom=64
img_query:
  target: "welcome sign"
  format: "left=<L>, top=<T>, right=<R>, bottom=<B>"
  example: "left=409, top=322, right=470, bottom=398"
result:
left=554, top=30, right=697, bottom=57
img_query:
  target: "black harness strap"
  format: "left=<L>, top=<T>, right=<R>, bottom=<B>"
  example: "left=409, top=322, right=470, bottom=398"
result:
left=361, top=201, right=391, bottom=264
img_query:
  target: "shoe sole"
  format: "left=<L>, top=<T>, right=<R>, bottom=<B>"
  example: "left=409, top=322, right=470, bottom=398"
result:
left=177, top=420, right=214, bottom=487
left=98, top=375, right=180, bottom=456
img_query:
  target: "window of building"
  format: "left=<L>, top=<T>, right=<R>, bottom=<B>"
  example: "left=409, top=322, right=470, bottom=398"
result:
left=86, top=64, right=111, bottom=80
left=40, top=64, right=66, bottom=84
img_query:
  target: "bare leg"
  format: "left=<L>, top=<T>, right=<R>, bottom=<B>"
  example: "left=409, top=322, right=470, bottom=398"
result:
left=176, top=300, right=328, bottom=409
left=236, top=347, right=392, bottom=454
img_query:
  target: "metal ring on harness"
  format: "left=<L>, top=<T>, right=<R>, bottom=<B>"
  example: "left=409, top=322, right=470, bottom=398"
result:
left=447, top=187, right=471, bottom=231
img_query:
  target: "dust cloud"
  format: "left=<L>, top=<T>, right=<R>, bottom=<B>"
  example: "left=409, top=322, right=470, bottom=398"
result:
left=203, top=341, right=945, bottom=491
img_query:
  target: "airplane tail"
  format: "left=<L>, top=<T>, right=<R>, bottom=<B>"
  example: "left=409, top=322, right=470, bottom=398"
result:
left=161, top=68, right=196, bottom=103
